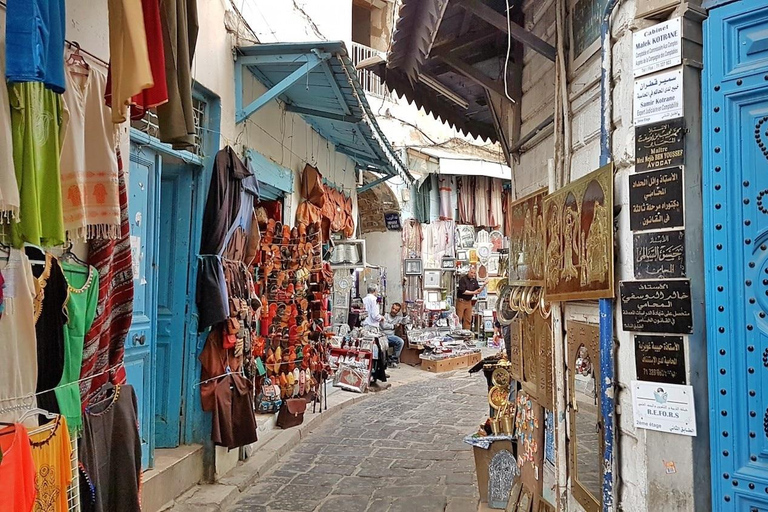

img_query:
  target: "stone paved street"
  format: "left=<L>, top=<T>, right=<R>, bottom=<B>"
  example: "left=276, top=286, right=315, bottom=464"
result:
left=227, top=372, right=488, bottom=512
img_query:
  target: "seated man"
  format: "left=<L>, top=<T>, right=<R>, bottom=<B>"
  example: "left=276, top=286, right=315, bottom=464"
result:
left=381, top=302, right=407, bottom=367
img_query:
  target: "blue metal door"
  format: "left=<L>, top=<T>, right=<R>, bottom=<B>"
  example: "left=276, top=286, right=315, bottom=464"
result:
left=154, top=159, right=194, bottom=448
left=126, top=143, right=160, bottom=468
left=704, top=2, right=768, bottom=509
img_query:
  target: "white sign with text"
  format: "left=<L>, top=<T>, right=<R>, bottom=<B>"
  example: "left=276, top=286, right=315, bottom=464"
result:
left=633, top=17, right=682, bottom=78
left=634, top=68, right=684, bottom=126
left=631, top=380, right=697, bottom=436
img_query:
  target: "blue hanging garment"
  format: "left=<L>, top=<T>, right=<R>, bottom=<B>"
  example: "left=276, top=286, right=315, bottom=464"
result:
left=5, top=0, right=67, bottom=93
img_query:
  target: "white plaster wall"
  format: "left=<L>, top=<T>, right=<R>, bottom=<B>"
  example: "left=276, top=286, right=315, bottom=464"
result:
left=240, top=0, right=353, bottom=50
left=362, top=231, right=405, bottom=302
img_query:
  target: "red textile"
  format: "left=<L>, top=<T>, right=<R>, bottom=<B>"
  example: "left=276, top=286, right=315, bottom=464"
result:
left=104, top=0, right=168, bottom=119
left=259, top=200, right=283, bottom=223
left=80, top=150, right=134, bottom=404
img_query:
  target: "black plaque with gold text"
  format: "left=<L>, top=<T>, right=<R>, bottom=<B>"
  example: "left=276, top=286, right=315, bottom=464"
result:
left=620, top=279, right=692, bottom=334
left=634, top=334, right=686, bottom=384
left=633, top=229, right=686, bottom=279
left=635, top=119, right=685, bottom=173
left=629, top=167, right=684, bottom=232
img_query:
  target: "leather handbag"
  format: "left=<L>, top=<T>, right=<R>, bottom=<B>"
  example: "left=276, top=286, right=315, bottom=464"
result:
left=301, top=164, right=326, bottom=207
left=276, top=398, right=307, bottom=428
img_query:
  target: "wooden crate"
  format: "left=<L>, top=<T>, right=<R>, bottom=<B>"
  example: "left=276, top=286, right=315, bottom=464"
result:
left=421, top=352, right=483, bottom=373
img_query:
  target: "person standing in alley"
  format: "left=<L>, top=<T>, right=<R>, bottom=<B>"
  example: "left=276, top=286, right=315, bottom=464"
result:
left=456, top=266, right=485, bottom=330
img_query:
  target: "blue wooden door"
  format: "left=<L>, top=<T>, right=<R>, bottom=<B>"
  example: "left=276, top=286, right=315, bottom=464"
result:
left=154, top=160, right=194, bottom=448
left=704, top=2, right=768, bottom=509
left=126, top=143, right=160, bottom=468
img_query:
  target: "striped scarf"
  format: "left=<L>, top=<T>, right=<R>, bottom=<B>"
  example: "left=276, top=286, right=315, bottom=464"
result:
left=80, top=149, right=134, bottom=404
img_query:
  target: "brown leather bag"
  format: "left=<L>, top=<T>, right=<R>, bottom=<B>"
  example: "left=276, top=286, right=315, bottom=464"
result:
left=301, top=164, right=326, bottom=208
left=276, top=398, right=307, bottom=428
left=244, top=209, right=261, bottom=266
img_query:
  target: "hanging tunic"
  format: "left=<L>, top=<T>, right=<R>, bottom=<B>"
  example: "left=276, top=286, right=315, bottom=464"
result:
left=197, top=148, right=251, bottom=332
left=105, top=0, right=168, bottom=120
left=8, top=83, right=66, bottom=248
left=80, top=151, right=133, bottom=404
left=79, top=385, right=142, bottom=512
left=457, top=177, right=475, bottom=225
left=28, top=416, right=73, bottom=512
left=489, top=178, right=504, bottom=230
left=0, top=424, right=37, bottom=512
left=61, top=65, right=121, bottom=241
left=106, top=0, right=154, bottom=123
left=412, top=176, right=432, bottom=224
left=0, top=11, right=20, bottom=223
left=157, top=0, right=199, bottom=149
left=474, top=176, right=490, bottom=227
left=0, top=249, right=38, bottom=424
left=55, top=262, right=99, bottom=435
left=438, top=175, right=454, bottom=220
left=5, top=0, right=67, bottom=93
left=30, top=252, right=69, bottom=415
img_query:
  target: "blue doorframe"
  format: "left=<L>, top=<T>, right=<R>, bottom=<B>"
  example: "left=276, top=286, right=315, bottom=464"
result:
left=703, top=2, right=768, bottom=509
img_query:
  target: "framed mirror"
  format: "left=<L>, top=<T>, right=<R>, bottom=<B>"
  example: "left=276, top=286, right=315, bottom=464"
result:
left=567, top=320, right=602, bottom=512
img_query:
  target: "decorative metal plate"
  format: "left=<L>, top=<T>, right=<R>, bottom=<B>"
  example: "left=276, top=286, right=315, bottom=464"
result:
left=507, top=188, right=548, bottom=286
left=544, top=163, right=614, bottom=301
left=488, top=450, right=519, bottom=509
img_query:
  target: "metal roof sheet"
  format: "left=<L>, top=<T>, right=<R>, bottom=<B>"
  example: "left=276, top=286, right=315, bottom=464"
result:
left=236, top=42, right=412, bottom=181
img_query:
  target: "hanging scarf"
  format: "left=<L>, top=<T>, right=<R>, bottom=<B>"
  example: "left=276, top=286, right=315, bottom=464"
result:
left=80, top=149, right=134, bottom=404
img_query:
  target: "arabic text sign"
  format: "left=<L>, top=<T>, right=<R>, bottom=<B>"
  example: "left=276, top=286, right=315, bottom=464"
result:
left=634, top=68, right=684, bottom=126
left=633, top=18, right=682, bottom=78
left=634, top=335, right=686, bottom=384
left=620, top=279, right=693, bottom=334
left=633, top=229, right=686, bottom=279
left=632, top=380, right=696, bottom=436
left=384, top=212, right=401, bottom=231
left=635, top=118, right=685, bottom=173
left=629, top=167, right=684, bottom=231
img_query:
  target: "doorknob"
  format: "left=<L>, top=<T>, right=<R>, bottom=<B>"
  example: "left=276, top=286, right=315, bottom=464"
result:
left=133, top=334, right=146, bottom=346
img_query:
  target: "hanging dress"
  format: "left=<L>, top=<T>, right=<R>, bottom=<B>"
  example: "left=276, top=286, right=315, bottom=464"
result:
left=457, top=177, right=474, bottom=225
left=438, top=175, right=454, bottom=220
left=489, top=178, right=504, bottom=230
left=106, top=0, right=154, bottom=123
left=8, top=83, right=66, bottom=247
left=5, top=0, right=67, bottom=93
left=474, top=176, right=490, bottom=227
left=55, top=262, right=99, bottom=435
left=60, top=64, right=121, bottom=241
left=105, top=0, right=168, bottom=120
left=0, top=424, right=37, bottom=512
left=79, top=385, right=142, bottom=512
left=0, top=249, right=38, bottom=424
left=28, top=416, right=73, bottom=512
left=0, top=11, right=20, bottom=223
left=29, top=252, right=69, bottom=415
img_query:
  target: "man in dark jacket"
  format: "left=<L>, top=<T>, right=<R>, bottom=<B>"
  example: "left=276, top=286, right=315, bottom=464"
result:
left=456, top=266, right=485, bottom=329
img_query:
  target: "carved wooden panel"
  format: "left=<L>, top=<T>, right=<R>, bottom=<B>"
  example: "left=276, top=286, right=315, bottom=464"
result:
left=544, top=163, right=614, bottom=301
left=508, top=188, right=548, bottom=285
left=508, top=317, right=523, bottom=382
left=521, top=313, right=539, bottom=400
left=537, top=314, right=554, bottom=411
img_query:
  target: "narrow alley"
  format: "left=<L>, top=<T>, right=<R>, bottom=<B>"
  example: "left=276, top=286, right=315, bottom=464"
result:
left=226, top=373, right=486, bottom=512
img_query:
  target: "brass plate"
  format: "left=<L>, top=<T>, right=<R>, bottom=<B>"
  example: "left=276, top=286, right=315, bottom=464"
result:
left=508, top=317, right=523, bottom=381
left=507, top=188, right=548, bottom=284
left=489, top=386, right=509, bottom=411
left=544, top=163, right=614, bottom=301
left=492, top=367, right=511, bottom=387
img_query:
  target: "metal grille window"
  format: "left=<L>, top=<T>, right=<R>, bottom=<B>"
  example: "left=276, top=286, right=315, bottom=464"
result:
left=130, top=97, right=207, bottom=156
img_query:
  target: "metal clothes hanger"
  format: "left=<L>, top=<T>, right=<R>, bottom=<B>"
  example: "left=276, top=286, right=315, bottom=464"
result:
left=66, top=41, right=90, bottom=76
left=60, top=240, right=89, bottom=272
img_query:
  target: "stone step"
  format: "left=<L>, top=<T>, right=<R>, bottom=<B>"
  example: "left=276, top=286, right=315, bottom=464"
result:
left=142, top=445, right=204, bottom=512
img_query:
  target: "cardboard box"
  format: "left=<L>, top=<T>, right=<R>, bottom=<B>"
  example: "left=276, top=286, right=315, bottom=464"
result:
left=473, top=440, right=515, bottom=503
left=400, top=347, right=422, bottom=366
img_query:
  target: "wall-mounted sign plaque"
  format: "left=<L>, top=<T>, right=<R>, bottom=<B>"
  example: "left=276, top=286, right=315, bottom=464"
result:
left=629, top=167, right=684, bottom=231
left=631, top=381, right=696, bottom=436
left=634, top=68, right=683, bottom=126
left=635, top=118, right=685, bottom=173
left=633, top=17, right=682, bottom=78
left=633, top=229, right=685, bottom=279
left=544, top=163, right=614, bottom=301
left=634, top=334, right=686, bottom=384
left=620, top=279, right=692, bottom=334
left=507, top=188, right=547, bottom=285
left=384, top=212, right=401, bottom=231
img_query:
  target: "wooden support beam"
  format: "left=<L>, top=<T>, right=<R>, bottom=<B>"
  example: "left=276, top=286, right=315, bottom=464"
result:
left=431, top=31, right=497, bottom=57
left=460, top=0, right=556, bottom=62
left=438, top=53, right=508, bottom=98
left=284, top=104, right=362, bottom=123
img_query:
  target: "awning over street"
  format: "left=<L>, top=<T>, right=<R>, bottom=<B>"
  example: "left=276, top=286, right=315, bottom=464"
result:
left=235, top=42, right=413, bottom=183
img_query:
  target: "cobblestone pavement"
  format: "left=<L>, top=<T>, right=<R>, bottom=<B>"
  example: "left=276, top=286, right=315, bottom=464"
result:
left=227, top=372, right=488, bottom=512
